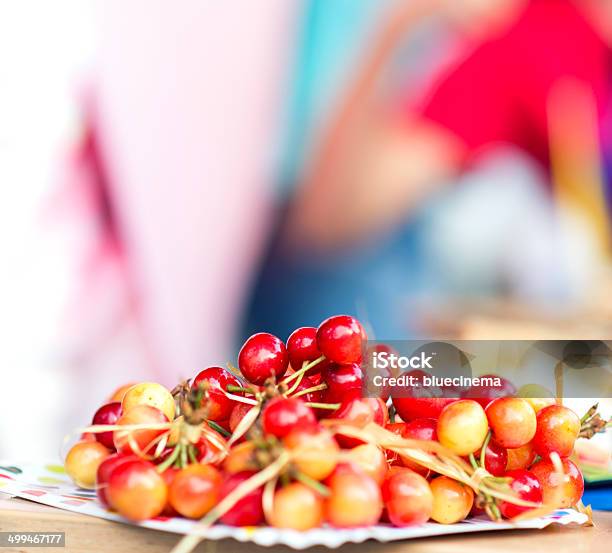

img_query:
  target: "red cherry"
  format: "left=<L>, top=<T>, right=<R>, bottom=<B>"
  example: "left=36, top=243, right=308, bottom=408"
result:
left=192, top=366, right=243, bottom=421
left=498, top=469, right=542, bottom=518
left=392, top=397, right=458, bottom=422
left=475, top=440, right=508, bottom=477
left=290, top=375, right=324, bottom=403
left=335, top=398, right=387, bottom=448
left=321, top=363, right=363, bottom=405
left=287, top=327, right=328, bottom=373
left=219, top=472, right=264, bottom=526
left=261, top=397, right=317, bottom=438
left=96, top=453, right=138, bottom=507
left=238, top=333, right=289, bottom=385
left=92, top=402, right=123, bottom=450
left=397, top=418, right=438, bottom=476
left=403, top=417, right=438, bottom=441
left=229, top=402, right=256, bottom=434
left=316, top=315, right=365, bottom=365
left=466, top=375, right=516, bottom=408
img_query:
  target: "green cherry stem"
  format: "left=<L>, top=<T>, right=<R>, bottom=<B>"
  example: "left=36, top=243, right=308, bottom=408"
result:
left=480, top=431, right=492, bottom=468
left=282, top=356, right=326, bottom=385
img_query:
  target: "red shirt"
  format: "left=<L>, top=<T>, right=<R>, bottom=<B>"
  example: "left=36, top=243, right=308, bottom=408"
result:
left=416, top=0, right=611, bottom=167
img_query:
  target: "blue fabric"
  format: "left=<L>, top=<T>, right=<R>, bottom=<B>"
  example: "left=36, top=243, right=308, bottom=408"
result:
left=583, top=485, right=612, bottom=511
left=242, top=0, right=428, bottom=342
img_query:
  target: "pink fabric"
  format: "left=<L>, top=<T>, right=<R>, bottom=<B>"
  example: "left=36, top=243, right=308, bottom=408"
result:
left=68, top=1, right=298, bottom=384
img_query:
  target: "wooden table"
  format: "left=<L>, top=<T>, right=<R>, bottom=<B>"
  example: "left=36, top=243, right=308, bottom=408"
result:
left=1, top=497, right=610, bottom=553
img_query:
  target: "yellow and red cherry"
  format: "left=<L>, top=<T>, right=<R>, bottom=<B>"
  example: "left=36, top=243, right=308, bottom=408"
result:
left=437, top=400, right=488, bottom=456
left=267, top=483, right=324, bottom=530
left=106, top=459, right=167, bottom=521
left=113, top=404, right=169, bottom=456
left=381, top=467, right=433, bottom=526
left=429, top=476, right=474, bottom=524
left=485, top=398, right=537, bottom=449
left=324, top=465, right=382, bottom=527
left=530, top=457, right=584, bottom=508
left=533, top=404, right=580, bottom=458
left=168, top=464, right=222, bottom=519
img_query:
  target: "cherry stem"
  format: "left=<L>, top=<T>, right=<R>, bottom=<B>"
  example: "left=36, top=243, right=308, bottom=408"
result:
left=480, top=431, right=491, bottom=468
left=206, top=420, right=231, bottom=438
left=187, top=445, right=198, bottom=465
left=180, top=444, right=188, bottom=468
left=156, top=444, right=181, bottom=473
left=293, top=471, right=331, bottom=497
left=304, top=401, right=340, bottom=410
left=468, top=453, right=480, bottom=471
left=290, top=383, right=328, bottom=399
left=226, top=385, right=257, bottom=395
left=282, top=355, right=326, bottom=385
left=223, top=391, right=259, bottom=406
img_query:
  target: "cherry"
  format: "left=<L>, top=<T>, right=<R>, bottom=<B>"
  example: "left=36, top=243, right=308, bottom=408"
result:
left=498, top=469, right=542, bottom=518
left=485, top=398, right=537, bottom=449
left=381, top=467, right=433, bottom=526
left=113, top=404, right=169, bottom=456
left=160, top=467, right=179, bottom=517
left=224, top=442, right=258, bottom=475
left=106, top=459, right=168, bottom=521
left=345, top=443, right=388, bottom=484
left=286, top=327, right=328, bottom=373
left=437, top=400, right=488, bottom=456
left=192, top=366, right=244, bottom=421
left=321, top=363, right=363, bottom=405
left=96, top=453, right=138, bottom=506
left=324, top=465, right=382, bottom=527
left=392, top=397, right=457, bottom=422
left=533, top=404, right=580, bottom=458
left=400, top=418, right=438, bottom=475
left=334, top=397, right=387, bottom=448
left=219, top=472, right=264, bottom=526
left=530, top=457, right=584, bottom=508
left=429, top=476, right=474, bottom=524
left=476, top=440, right=508, bottom=477
left=290, top=374, right=324, bottom=403
left=267, top=482, right=324, bottom=530
left=65, top=441, right=110, bottom=489
left=229, top=402, right=256, bottom=434
left=238, top=333, right=289, bottom=384
left=283, top=426, right=339, bottom=481
left=465, top=375, right=516, bottom=409
left=316, top=315, right=365, bottom=365
left=168, top=464, right=222, bottom=519
left=261, top=397, right=317, bottom=438
left=92, top=402, right=123, bottom=450
left=404, top=417, right=438, bottom=441
left=506, top=441, right=536, bottom=471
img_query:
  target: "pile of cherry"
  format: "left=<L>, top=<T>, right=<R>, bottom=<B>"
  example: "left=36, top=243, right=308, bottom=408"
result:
left=65, top=314, right=596, bottom=532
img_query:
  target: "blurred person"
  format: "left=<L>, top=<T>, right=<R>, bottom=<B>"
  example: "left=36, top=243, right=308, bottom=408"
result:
left=243, top=0, right=612, bottom=339
left=58, top=0, right=299, bottom=418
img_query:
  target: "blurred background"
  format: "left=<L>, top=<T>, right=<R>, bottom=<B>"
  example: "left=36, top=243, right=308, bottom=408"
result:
left=0, top=0, right=610, bottom=465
